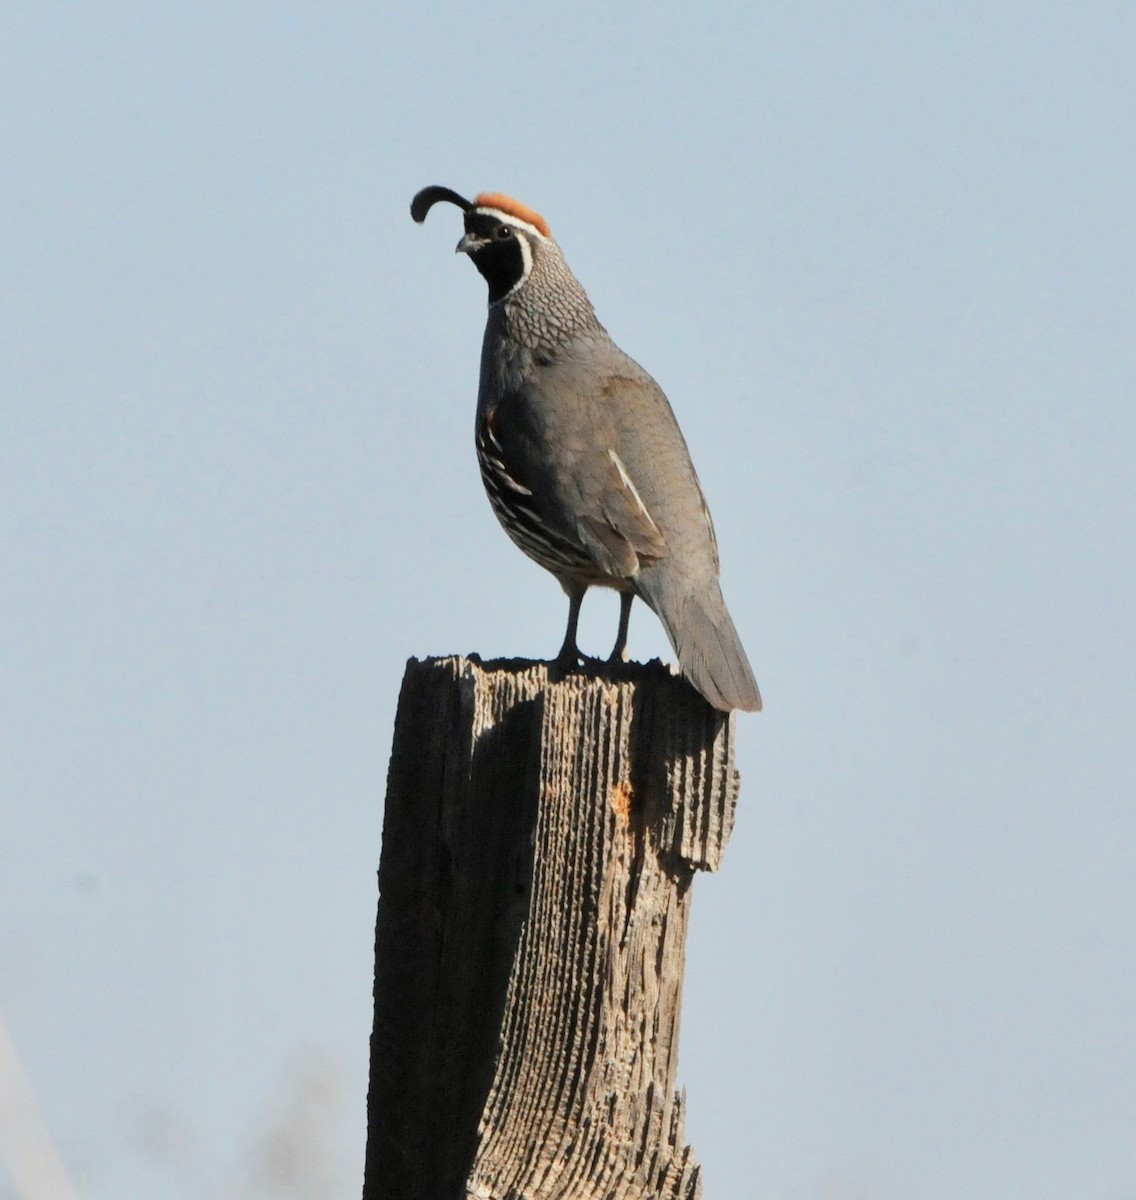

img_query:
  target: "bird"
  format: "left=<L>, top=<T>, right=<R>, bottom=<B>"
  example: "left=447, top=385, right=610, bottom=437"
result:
left=410, top=185, right=761, bottom=713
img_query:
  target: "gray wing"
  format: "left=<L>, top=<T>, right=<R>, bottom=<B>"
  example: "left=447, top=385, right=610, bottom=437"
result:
left=536, top=344, right=720, bottom=581
left=482, top=361, right=673, bottom=581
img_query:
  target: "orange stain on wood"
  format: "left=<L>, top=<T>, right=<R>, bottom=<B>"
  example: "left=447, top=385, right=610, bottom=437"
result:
left=610, top=781, right=633, bottom=823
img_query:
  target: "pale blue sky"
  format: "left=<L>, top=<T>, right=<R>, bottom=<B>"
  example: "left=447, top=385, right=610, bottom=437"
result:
left=2, top=3, right=1134, bottom=1198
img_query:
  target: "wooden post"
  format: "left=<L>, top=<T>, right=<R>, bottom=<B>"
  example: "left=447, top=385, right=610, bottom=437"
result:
left=363, top=655, right=740, bottom=1200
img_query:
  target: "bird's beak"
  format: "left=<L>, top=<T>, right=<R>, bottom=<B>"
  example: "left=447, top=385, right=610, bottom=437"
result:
left=456, top=233, right=485, bottom=255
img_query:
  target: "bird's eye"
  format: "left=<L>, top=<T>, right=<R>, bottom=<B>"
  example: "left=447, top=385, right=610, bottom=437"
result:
left=496, top=226, right=512, bottom=240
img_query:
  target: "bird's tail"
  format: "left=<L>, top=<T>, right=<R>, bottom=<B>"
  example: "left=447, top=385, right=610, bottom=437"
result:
left=638, top=574, right=762, bottom=712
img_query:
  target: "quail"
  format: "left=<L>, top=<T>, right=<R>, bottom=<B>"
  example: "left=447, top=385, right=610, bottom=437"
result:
left=410, top=185, right=761, bottom=713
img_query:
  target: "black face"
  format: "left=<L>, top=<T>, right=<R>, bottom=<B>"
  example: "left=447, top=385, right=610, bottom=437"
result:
left=462, top=212, right=527, bottom=303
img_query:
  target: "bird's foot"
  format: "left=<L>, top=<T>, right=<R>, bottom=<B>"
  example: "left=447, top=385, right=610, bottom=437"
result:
left=552, top=646, right=612, bottom=677
left=553, top=643, right=582, bottom=674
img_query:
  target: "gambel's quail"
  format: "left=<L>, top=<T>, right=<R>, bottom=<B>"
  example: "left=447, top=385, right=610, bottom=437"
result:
left=411, top=185, right=761, bottom=713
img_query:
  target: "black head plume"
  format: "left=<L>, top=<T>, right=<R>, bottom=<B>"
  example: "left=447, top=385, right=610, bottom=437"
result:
left=410, top=186, right=473, bottom=224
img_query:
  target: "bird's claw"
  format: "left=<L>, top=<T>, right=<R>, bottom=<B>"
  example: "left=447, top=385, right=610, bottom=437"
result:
left=553, top=645, right=582, bottom=673
left=552, top=647, right=609, bottom=675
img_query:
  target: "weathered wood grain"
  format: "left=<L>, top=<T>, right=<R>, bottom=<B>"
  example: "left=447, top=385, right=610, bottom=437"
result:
left=364, top=656, right=740, bottom=1200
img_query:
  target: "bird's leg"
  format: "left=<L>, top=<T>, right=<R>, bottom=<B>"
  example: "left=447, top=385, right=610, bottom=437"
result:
left=554, top=584, right=586, bottom=671
left=608, top=591, right=634, bottom=663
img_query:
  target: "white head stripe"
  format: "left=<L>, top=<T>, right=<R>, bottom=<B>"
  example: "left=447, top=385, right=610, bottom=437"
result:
left=512, top=235, right=533, bottom=290
left=476, top=207, right=550, bottom=242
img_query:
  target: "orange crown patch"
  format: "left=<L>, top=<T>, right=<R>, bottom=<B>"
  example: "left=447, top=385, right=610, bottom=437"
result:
left=474, top=192, right=551, bottom=238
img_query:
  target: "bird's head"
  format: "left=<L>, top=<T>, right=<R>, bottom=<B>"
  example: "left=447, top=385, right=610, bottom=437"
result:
left=411, top=185, right=553, bottom=304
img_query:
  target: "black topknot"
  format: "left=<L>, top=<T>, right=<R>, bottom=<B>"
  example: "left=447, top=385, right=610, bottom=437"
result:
left=410, top=186, right=473, bottom=223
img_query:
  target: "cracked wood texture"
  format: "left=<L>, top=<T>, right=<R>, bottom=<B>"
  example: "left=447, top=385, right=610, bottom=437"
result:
left=364, top=656, right=740, bottom=1200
